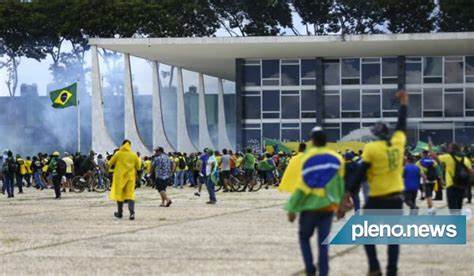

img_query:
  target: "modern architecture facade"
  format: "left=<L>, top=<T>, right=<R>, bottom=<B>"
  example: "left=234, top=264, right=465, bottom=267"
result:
left=89, top=32, right=474, bottom=153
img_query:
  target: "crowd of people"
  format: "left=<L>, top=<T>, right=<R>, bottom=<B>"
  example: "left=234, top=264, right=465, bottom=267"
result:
left=1, top=90, right=473, bottom=275
left=280, top=90, right=473, bottom=276
left=0, top=144, right=292, bottom=202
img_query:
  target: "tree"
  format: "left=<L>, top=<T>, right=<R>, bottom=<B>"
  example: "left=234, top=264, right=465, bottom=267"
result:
left=377, top=0, right=436, bottom=33
left=334, top=0, right=384, bottom=35
left=439, top=0, right=474, bottom=32
left=0, top=0, right=46, bottom=96
left=210, top=0, right=293, bottom=36
left=292, top=0, right=337, bottom=35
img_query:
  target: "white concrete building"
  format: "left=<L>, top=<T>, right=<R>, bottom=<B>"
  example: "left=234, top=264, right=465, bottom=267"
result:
left=89, top=32, right=474, bottom=153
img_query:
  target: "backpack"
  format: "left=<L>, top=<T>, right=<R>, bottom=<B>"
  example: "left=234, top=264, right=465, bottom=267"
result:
left=425, top=163, right=438, bottom=182
left=178, top=157, right=186, bottom=170
left=3, top=158, right=17, bottom=174
left=56, top=159, right=67, bottom=176
left=451, top=154, right=471, bottom=188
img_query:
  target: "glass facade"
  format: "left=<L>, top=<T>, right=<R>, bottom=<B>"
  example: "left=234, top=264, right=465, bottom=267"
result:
left=240, top=56, right=474, bottom=150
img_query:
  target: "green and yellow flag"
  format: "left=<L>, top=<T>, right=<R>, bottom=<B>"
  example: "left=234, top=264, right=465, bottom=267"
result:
left=49, top=83, right=77, bottom=109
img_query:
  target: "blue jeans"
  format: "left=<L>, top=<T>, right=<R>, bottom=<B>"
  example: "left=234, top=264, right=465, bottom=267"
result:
left=205, top=176, right=217, bottom=202
left=363, top=197, right=403, bottom=276
left=174, top=171, right=185, bottom=188
left=16, top=174, right=23, bottom=193
left=33, top=172, right=45, bottom=189
left=4, top=175, right=14, bottom=197
left=298, top=211, right=333, bottom=276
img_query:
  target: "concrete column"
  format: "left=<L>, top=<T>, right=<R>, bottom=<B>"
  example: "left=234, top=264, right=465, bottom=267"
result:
left=152, top=61, right=175, bottom=152
left=217, top=78, right=233, bottom=150
left=235, top=59, right=244, bottom=151
left=198, top=73, right=215, bottom=150
left=315, top=57, right=325, bottom=126
left=176, top=67, right=198, bottom=152
left=123, top=53, right=151, bottom=156
left=91, top=45, right=117, bottom=154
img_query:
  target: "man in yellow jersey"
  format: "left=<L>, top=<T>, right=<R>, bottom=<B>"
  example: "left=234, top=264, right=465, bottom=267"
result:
left=432, top=144, right=472, bottom=214
left=339, top=90, right=408, bottom=276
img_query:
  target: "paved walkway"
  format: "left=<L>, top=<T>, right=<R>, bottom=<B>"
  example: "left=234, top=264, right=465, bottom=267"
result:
left=0, top=187, right=472, bottom=275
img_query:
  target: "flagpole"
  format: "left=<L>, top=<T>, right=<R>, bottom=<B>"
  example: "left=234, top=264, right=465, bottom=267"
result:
left=77, top=81, right=81, bottom=153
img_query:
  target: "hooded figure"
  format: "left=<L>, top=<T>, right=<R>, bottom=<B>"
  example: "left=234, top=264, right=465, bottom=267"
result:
left=108, top=140, right=141, bottom=220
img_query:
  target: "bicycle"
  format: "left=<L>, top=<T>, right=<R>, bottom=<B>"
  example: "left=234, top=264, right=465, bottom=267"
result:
left=71, top=168, right=110, bottom=193
left=232, top=170, right=262, bottom=192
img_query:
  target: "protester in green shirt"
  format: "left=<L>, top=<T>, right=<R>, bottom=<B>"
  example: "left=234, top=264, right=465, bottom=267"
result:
left=242, top=148, right=256, bottom=190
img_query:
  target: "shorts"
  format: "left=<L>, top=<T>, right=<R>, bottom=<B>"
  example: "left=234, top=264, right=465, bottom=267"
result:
left=425, top=182, right=435, bottom=198
left=156, top=178, right=168, bottom=192
left=244, top=169, right=255, bottom=182
left=221, top=170, right=231, bottom=179
left=65, top=173, right=73, bottom=180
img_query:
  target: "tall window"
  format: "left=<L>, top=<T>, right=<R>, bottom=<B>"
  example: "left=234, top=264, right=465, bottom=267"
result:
left=324, top=90, right=340, bottom=119
left=466, top=56, right=474, bottom=83
left=324, top=59, right=340, bottom=85
left=362, top=89, right=381, bottom=118
left=262, top=60, right=279, bottom=86
left=423, top=88, right=442, bottom=117
left=281, top=59, right=300, bottom=86
left=341, top=89, right=360, bottom=118
left=382, top=57, right=398, bottom=84
left=423, top=57, right=442, bottom=83
left=362, top=58, right=381, bottom=85
left=243, top=60, right=260, bottom=86
left=406, top=57, right=422, bottom=84
left=341, top=58, right=360, bottom=85
left=444, top=88, right=464, bottom=117
left=444, top=56, right=464, bottom=84
left=281, top=90, right=300, bottom=119
left=301, top=59, right=317, bottom=85
left=243, top=95, right=261, bottom=119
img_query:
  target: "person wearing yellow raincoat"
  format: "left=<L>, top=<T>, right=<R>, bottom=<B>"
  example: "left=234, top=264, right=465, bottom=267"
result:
left=108, top=140, right=141, bottom=220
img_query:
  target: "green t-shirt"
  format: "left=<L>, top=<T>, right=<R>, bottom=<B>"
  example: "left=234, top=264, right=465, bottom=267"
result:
left=243, top=153, right=255, bottom=170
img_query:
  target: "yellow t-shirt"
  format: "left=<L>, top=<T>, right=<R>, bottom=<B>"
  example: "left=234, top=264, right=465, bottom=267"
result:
left=144, top=160, right=152, bottom=174
left=25, top=160, right=32, bottom=174
left=17, top=159, right=27, bottom=175
left=174, top=157, right=187, bottom=171
left=362, top=130, right=406, bottom=197
left=438, top=154, right=472, bottom=188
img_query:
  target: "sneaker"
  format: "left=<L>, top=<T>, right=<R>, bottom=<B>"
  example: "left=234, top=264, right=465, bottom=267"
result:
left=194, top=192, right=200, bottom=197
left=114, top=212, right=123, bottom=219
left=129, top=214, right=135, bottom=220
left=206, top=201, right=216, bottom=205
left=427, top=208, right=436, bottom=215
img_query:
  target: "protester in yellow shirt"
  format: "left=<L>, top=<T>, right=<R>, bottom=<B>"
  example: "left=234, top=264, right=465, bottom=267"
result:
left=173, top=153, right=187, bottom=188
left=16, top=155, right=26, bottom=194
left=25, top=156, right=33, bottom=187
left=339, top=90, right=408, bottom=276
left=433, top=144, right=473, bottom=213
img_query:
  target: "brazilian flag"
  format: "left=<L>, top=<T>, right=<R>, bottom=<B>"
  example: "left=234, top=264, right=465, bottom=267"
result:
left=49, top=83, right=77, bottom=109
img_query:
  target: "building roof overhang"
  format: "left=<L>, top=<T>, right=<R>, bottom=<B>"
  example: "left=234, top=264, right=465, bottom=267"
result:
left=89, top=32, right=474, bottom=81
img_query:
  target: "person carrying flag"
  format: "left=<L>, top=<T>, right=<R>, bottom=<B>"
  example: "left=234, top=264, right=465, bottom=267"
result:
left=339, top=90, right=408, bottom=276
left=283, top=127, right=345, bottom=276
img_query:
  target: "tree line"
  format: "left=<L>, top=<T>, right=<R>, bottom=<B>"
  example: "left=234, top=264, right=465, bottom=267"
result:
left=0, top=0, right=472, bottom=96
